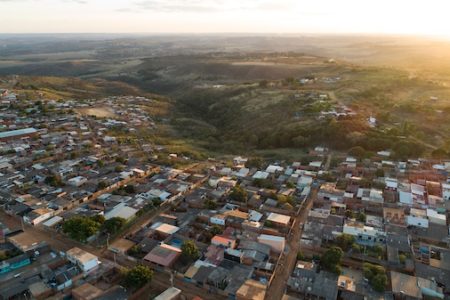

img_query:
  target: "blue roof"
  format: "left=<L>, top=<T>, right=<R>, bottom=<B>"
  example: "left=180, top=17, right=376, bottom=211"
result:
left=0, top=128, right=37, bottom=139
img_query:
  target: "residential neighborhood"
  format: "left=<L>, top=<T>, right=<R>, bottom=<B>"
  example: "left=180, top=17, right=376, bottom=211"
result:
left=0, top=90, right=450, bottom=300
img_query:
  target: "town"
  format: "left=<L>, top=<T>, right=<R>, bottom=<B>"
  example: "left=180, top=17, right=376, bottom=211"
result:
left=0, top=87, right=450, bottom=300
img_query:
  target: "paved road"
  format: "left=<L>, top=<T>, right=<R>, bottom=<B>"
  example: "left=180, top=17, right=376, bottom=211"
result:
left=264, top=188, right=316, bottom=300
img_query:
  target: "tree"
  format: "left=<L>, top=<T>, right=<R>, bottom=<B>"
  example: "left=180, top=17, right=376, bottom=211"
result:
left=210, top=225, right=223, bottom=236
left=357, top=212, right=366, bottom=223
left=102, top=217, right=126, bottom=234
left=45, top=174, right=64, bottom=187
left=363, top=263, right=387, bottom=292
left=321, top=246, right=343, bottom=274
left=62, top=216, right=102, bottom=242
left=229, top=185, right=247, bottom=202
left=349, top=146, right=366, bottom=159
left=123, top=265, right=153, bottom=289
left=246, top=157, right=263, bottom=169
left=204, top=198, right=217, bottom=210
left=97, top=181, right=108, bottom=190
left=181, top=240, right=200, bottom=262
left=431, top=148, right=448, bottom=159
left=336, top=234, right=355, bottom=251
left=124, top=185, right=136, bottom=194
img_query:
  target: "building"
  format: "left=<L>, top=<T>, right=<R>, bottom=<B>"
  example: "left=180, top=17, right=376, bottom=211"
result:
left=342, top=222, right=386, bottom=246
left=390, top=271, right=444, bottom=300
left=0, top=128, right=38, bottom=141
left=66, top=247, right=99, bottom=272
left=257, top=234, right=285, bottom=253
left=211, top=235, right=237, bottom=249
left=154, top=287, right=182, bottom=300
left=144, top=244, right=181, bottom=267
left=23, top=208, right=53, bottom=226
left=266, top=212, right=291, bottom=227
left=236, top=279, right=266, bottom=300
left=406, top=209, right=429, bottom=228
left=68, top=176, right=88, bottom=187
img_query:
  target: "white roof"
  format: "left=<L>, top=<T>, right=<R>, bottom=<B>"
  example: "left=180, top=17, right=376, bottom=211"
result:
left=266, top=165, right=284, bottom=173
left=151, top=222, right=180, bottom=235
left=258, top=234, right=285, bottom=242
left=252, top=171, right=269, bottom=180
left=309, top=161, right=322, bottom=168
left=267, top=212, right=290, bottom=225
left=43, top=216, right=63, bottom=227
left=105, top=203, right=137, bottom=220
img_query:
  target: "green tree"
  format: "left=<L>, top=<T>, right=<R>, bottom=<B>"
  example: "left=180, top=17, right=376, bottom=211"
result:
left=45, top=174, right=64, bottom=187
left=246, top=157, right=263, bottom=169
left=431, top=148, right=448, bottom=159
left=321, top=246, right=343, bottom=274
left=102, top=217, right=126, bottom=234
left=97, top=181, right=108, bottom=190
left=336, top=234, right=355, bottom=251
left=123, top=265, right=153, bottom=289
left=62, top=216, right=102, bottom=242
left=357, top=212, right=366, bottom=223
left=363, top=263, right=387, bottom=292
left=229, top=185, right=247, bottom=202
left=124, top=185, right=136, bottom=194
left=210, top=225, right=223, bottom=236
left=204, top=198, right=217, bottom=210
left=181, top=240, right=200, bottom=262
left=349, top=146, right=366, bottom=159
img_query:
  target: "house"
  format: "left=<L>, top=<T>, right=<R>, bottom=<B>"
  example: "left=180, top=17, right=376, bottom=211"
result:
left=442, top=183, right=450, bottom=201
left=252, top=171, right=269, bottom=180
left=406, top=208, right=429, bottom=228
left=342, top=222, right=386, bottom=246
left=0, top=128, right=38, bottom=141
left=151, top=222, right=180, bottom=237
left=426, top=208, right=446, bottom=225
left=154, top=287, right=182, bottom=300
left=105, top=202, right=137, bottom=220
left=288, top=261, right=338, bottom=300
left=66, top=247, right=99, bottom=273
left=390, top=271, right=444, bottom=300
left=210, top=214, right=226, bottom=226
left=211, top=235, right=237, bottom=249
left=266, top=212, right=291, bottom=227
left=67, top=176, right=88, bottom=187
left=24, top=208, right=53, bottom=226
left=109, top=238, right=136, bottom=254
left=0, top=254, right=31, bottom=274
left=144, top=244, right=181, bottom=267
left=72, top=283, right=104, bottom=300
left=257, top=234, right=285, bottom=253
left=236, top=279, right=266, bottom=300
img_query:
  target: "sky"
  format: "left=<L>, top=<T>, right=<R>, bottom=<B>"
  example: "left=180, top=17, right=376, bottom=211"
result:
left=1, top=0, right=450, bottom=37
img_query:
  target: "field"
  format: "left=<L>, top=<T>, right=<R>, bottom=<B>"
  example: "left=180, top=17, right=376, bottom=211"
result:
left=1, top=34, right=450, bottom=159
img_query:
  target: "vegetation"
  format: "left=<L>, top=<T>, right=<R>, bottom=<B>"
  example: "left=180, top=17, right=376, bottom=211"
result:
left=181, top=240, right=200, bottom=262
left=62, top=216, right=103, bottom=242
left=123, top=265, right=153, bottom=289
left=102, top=217, right=126, bottom=234
left=363, top=263, right=387, bottom=292
left=335, top=234, right=355, bottom=251
left=321, top=246, right=343, bottom=274
left=229, top=185, right=248, bottom=202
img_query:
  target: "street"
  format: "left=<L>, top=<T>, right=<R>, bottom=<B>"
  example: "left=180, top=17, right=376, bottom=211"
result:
left=264, top=188, right=316, bottom=300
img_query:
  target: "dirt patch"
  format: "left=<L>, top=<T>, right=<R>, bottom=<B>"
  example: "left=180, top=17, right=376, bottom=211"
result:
left=76, top=106, right=116, bottom=118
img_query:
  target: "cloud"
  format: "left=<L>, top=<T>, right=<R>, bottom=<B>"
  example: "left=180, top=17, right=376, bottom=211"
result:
left=119, top=0, right=301, bottom=13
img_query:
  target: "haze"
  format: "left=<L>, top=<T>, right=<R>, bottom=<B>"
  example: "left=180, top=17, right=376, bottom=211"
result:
left=1, top=0, right=450, bottom=37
